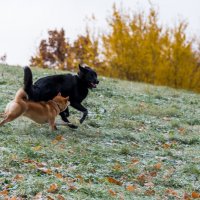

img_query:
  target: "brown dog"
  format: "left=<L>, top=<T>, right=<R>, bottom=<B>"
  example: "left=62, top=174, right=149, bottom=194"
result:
left=0, top=88, right=70, bottom=130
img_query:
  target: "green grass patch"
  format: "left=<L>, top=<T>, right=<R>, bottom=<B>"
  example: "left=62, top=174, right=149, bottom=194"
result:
left=0, top=64, right=200, bottom=199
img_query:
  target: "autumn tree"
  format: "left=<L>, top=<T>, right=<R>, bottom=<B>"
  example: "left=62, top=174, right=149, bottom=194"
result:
left=72, top=29, right=100, bottom=68
left=30, top=29, right=74, bottom=70
left=31, top=28, right=100, bottom=71
left=101, top=5, right=200, bottom=92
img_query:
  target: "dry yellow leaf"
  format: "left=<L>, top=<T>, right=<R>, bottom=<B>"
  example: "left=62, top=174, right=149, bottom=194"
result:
left=47, top=183, right=58, bottom=193
left=131, top=159, right=140, bottom=165
left=47, top=195, right=54, bottom=200
left=107, top=177, right=122, bottom=186
left=55, top=173, right=63, bottom=179
left=108, top=189, right=117, bottom=196
left=165, top=189, right=178, bottom=196
left=145, top=189, right=155, bottom=196
left=33, top=146, right=42, bottom=151
left=57, top=194, right=65, bottom=200
left=126, top=185, right=137, bottom=192
left=154, top=162, right=162, bottom=170
left=0, top=190, right=8, bottom=196
left=162, top=143, right=171, bottom=149
left=9, top=197, right=17, bottom=200
left=13, top=174, right=24, bottom=181
left=191, top=191, right=200, bottom=198
left=55, top=135, right=64, bottom=141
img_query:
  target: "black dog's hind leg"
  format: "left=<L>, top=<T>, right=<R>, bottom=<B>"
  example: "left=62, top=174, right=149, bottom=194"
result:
left=70, top=103, right=88, bottom=124
left=60, top=108, right=78, bottom=129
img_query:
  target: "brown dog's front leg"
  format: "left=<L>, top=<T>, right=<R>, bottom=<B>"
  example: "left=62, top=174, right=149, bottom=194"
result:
left=49, top=119, right=57, bottom=131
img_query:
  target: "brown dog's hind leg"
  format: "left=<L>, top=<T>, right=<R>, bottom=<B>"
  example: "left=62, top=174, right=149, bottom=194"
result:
left=0, top=115, right=12, bottom=126
left=0, top=113, right=19, bottom=126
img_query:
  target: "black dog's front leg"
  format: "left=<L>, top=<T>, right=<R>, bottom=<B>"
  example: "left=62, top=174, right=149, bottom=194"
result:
left=71, top=102, right=88, bottom=124
left=60, top=108, right=78, bottom=129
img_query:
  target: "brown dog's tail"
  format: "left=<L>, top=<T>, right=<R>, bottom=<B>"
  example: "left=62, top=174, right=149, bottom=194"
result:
left=14, top=88, right=28, bottom=101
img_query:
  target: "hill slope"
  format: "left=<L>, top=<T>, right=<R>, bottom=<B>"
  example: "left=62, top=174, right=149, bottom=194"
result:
left=0, top=64, right=199, bottom=199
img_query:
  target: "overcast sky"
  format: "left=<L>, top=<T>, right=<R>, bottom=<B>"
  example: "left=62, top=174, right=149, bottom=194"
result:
left=0, top=0, right=199, bottom=66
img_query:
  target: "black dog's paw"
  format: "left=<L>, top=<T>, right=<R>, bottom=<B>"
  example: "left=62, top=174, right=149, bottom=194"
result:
left=67, top=123, right=78, bottom=129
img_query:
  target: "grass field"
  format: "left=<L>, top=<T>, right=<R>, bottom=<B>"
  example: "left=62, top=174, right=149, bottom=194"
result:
left=0, top=64, right=199, bottom=200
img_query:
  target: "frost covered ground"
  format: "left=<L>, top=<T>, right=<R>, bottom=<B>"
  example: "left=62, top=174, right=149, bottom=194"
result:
left=0, top=64, right=199, bottom=199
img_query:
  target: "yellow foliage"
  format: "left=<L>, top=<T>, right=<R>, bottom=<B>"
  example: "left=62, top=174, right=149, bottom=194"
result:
left=101, top=6, right=200, bottom=92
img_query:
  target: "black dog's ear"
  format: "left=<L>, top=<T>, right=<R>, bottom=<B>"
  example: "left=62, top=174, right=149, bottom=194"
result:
left=79, top=64, right=88, bottom=73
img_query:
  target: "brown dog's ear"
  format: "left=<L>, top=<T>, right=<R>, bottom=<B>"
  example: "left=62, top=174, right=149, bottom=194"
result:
left=57, top=92, right=61, bottom=96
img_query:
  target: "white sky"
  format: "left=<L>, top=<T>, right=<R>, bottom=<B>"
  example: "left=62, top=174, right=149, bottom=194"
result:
left=0, top=0, right=199, bottom=66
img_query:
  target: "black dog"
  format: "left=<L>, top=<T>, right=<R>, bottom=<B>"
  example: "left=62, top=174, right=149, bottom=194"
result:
left=24, top=64, right=99, bottom=128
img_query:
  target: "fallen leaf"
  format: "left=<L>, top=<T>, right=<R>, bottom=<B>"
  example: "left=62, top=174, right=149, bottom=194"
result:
left=47, top=196, right=55, bottom=200
left=145, top=189, right=155, bottom=196
left=13, top=174, right=24, bottom=181
left=22, top=159, right=35, bottom=164
left=107, top=177, right=122, bottom=186
left=131, top=159, right=140, bottom=165
left=76, top=175, right=84, bottom=183
left=55, top=135, right=64, bottom=141
left=47, top=183, right=58, bottom=193
left=126, top=185, right=137, bottom=192
left=33, top=146, right=42, bottom=151
left=57, top=194, right=65, bottom=200
left=52, top=140, right=58, bottom=145
left=68, top=185, right=77, bottom=191
left=162, top=143, right=171, bottom=149
left=33, top=192, right=43, bottom=200
left=183, top=192, right=191, bottom=200
left=108, top=189, right=117, bottom=196
left=38, top=167, right=52, bottom=174
left=154, top=162, right=162, bottom=170
left=166, top=189, right=178, bottom=196
left=0, top=190, right=8, bottom=196
left=55, top=173, right=63, bottom=179
left=178, top=127, right=185, bottom=134
left=137, top=174, right=146, bottom=184
left=9, top=197, right=17, bottom=200
left=149, top=171, right=157, bottom=177
left=36, top=162, right=47, bottom=168
left=191, top=191, right=200, bottom=198
left=113, top=163, right=122, bottom=171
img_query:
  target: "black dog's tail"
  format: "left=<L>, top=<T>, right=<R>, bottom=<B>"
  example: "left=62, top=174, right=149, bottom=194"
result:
left=23, top=66, right=33, bottom=97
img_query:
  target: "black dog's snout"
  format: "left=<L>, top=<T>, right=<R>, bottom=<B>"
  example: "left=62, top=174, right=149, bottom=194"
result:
left=96, top=80, right=99, bottom=84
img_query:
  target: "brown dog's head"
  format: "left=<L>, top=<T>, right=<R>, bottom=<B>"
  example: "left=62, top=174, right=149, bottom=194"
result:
left=53, top=93, right=70, bottom=113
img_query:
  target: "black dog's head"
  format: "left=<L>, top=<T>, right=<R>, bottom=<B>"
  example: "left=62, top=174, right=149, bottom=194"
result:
left=78, top=64, right=99, bottom=89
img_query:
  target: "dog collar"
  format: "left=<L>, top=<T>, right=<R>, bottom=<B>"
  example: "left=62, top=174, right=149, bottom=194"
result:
left=50, top=100, right=62, bottom=114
